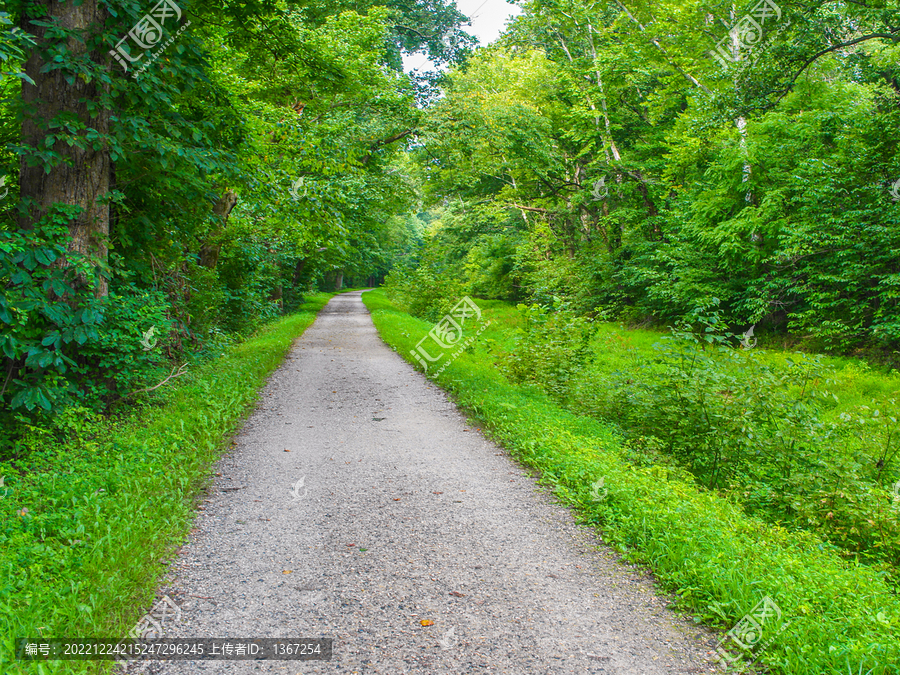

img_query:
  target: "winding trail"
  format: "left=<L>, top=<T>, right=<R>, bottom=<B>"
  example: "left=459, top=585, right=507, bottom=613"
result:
left=144, top=291, right=718, bottom=674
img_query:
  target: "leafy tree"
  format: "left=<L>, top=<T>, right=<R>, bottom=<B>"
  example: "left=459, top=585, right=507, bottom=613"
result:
left=0, top=0, right=467, bottom=431
left=409, top=0, right=900, bottom=353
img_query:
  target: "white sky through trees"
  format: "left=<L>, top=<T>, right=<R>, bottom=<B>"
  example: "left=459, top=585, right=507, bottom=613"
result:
left=403, top=0, right=522, bottom=72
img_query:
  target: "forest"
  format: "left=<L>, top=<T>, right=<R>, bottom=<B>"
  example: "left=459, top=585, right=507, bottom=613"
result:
left=2, top=0, right=900, bottom=673
left=2, top=0, right=899, bottom=428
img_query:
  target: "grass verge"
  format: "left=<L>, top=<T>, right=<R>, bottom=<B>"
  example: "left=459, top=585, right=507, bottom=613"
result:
left=0, top=292, right=338, bottom=674
left=362, top=289, right=900, bottom=675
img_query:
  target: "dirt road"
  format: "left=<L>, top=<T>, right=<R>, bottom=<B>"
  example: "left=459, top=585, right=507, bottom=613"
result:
left=139, top=291, right=717, bottom=674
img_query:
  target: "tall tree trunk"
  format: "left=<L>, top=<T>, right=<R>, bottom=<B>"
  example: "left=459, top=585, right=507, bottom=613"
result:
left=334, top=270, right=344, bottom=291
left=19, top=0, right=111, bottom=297
left=266, top=246, right=282, bottom=310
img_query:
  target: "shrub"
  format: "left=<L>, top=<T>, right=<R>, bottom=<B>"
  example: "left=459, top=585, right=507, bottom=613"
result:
left=500, top=300, right=596, bottom=402
left=68, top=286, right=173, bottom=406
left=383, top=264, right=465, bottom=323
left=575, top=308, right=900, bottom=572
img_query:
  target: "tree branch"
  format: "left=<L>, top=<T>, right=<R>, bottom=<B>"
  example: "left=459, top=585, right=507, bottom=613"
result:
left=124, top=363, right=189, bottom=399
left=778, top=32, right=900, bottom=102
left=614, top=1, right=711, bottom=94
left=510, top=203, right=554, bottom=214
left=359, top=129, right=416, bottom=164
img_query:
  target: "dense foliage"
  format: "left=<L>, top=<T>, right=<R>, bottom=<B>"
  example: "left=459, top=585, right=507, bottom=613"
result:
left=0, top=0, right=471, bottom=436
left=491, top=301, right=900, bottom=577
left=393, top=0, right=900, bottom=357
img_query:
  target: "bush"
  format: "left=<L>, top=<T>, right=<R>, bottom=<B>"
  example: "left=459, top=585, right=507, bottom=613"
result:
left=68, top=286, right=173, bottom=406
left=500, top=300, right=596, bottom=402
left=574, top=308, right=900, bottom=572
left=180, top=261, right=226, bottom=339
left=383, top=264, right=465, bottom=323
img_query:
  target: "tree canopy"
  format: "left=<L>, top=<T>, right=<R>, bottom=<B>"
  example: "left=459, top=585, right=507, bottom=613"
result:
left=399, top=0, right=900, bottom=357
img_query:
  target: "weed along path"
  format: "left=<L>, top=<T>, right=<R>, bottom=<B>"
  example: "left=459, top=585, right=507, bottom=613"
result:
left=142, top=291, right=717, bottom=675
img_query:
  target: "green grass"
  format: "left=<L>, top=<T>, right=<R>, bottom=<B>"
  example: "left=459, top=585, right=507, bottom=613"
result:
left=0, top=292, right=337, bottom=675
left=588, top=320, right=900, bottom=410
left=363, top=289, right=900, bottom=675
left=560, top=318, right=900, bottom=574
left=447, top=300, right=900, bottom=573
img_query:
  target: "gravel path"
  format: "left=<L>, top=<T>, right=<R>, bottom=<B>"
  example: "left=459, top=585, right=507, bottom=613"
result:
left=135, top=291, right=719, bottom=674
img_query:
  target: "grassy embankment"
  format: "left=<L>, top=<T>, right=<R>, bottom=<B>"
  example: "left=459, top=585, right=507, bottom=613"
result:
left=568, top=321, right=900, bottom=576
left=0, top=292, right=339, bottom=675
left=362, top=289, right=900, bottom=675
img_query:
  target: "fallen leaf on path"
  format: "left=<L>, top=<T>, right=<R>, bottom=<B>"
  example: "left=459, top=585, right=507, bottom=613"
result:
left=284, top=449, right=291, bottom=452
left=420, top=620, right=434, bottom=626
left=432, top=491, right=443, bottom=495
left=449, top=591, right=465, bottom=597
left=283, top=570, right=292, bottom=574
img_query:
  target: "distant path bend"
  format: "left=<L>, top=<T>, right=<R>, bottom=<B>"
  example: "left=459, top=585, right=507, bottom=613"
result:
left=147, top=291, right=717, bottom=674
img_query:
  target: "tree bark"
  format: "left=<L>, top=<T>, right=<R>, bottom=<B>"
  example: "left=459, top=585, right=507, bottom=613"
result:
left=19, top=0, right=111, bottom=297
left=334, top=270, right=344, bottom=291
